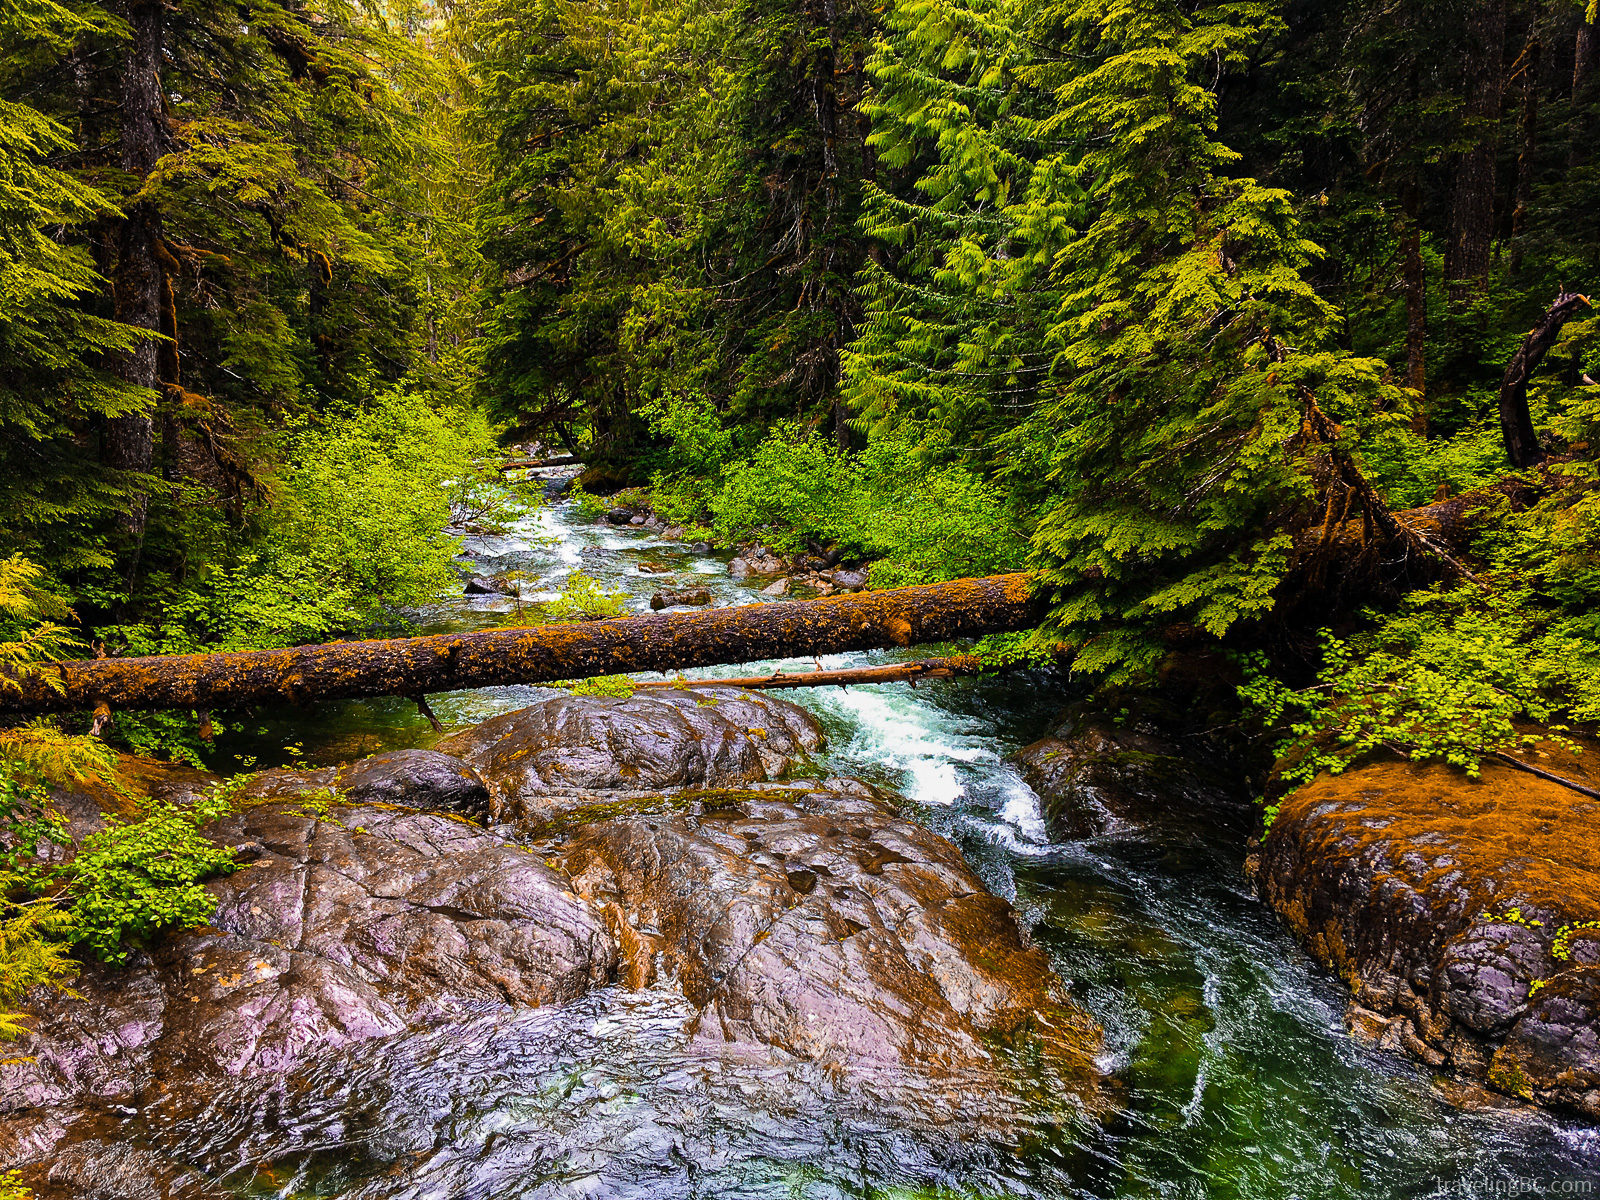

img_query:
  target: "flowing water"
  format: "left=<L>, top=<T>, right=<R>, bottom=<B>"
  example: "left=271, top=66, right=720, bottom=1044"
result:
left=201, top=472, right=1597, bottom=1199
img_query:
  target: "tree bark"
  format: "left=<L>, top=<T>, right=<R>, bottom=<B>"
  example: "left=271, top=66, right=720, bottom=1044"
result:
left=0, top=575, right=1045, bottom=715
left=106, top=0, right=169, bottom=553
left=1572, top=12, right=1597, bottom=168
left=1509, top=32, right=1540, bottom=275
left=1401, top=183, right=1428, bottom=414
left=1498, top=290, right=1591, bottom=467
left=1446, top=0, right=1508, bottom=302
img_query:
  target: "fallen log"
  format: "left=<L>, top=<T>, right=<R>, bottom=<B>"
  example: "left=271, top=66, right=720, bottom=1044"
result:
left=630, top=655, right=987, bottom=692
left=0, top=575, right=1043, bottom=716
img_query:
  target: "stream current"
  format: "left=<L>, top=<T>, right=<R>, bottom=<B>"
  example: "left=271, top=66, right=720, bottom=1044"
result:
left=202, top=471, right=1596, bottom=1199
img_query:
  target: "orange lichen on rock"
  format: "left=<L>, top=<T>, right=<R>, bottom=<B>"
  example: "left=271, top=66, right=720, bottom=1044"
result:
left=1255, top=738, right=1600, bottom=1118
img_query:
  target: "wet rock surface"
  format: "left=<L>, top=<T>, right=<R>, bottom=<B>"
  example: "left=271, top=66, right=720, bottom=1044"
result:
left=1, top=799, right=615, bottom=1189
left=3, top=694, right=1101, bottom=1196
left=1255, top=741, right=1600, bottom=1118
left=238, top=748, right=493, bottom=821
left=436, top=687, right=824, bottom=820
left=548, top=780, right=1103, bottom=1081
left=1012, top=706, right=1250, bottom=840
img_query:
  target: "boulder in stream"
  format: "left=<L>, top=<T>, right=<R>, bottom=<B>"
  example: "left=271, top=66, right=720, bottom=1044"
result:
left=1012, top=704, right=1248, bottom=840
left=0, top=799, right=616, bottom=1175
left=437, top=687, right=823, bottom=821
left=1, top=696, right=1110, bottom=1197
left=1255, top=738, right=1600, bottom=1118
left=236, top=748, right=492, bottom=822
left=543, top=779, right=1104, bottom=1086
left=650, top=586, right=713, bottom=609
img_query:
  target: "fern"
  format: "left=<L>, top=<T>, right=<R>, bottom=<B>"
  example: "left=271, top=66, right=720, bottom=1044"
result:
left=0, top=897, right=78, bottom=1043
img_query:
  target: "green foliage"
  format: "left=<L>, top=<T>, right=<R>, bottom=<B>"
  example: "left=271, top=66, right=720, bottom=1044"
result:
left=539, top=571, right=629, bottom=622
left=1239, top=587, right=1593, bottom=788
left=0, top=720, right=123, bottom=794
left=64, top=787, right=239, bottom=964
left=705, top=423, right=1028, bottom=585
left=0, top=896, right=78, bottom=1042
left=472, top=0, right=875, bottom=461
left=97, top=389, right=518, bottom=654
left=564, top=675, right=637, bottom=697
left=0, top=556, right=81, bottom=693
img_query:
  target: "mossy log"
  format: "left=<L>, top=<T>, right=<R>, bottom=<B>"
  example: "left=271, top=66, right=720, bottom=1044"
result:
left=0, top=575, right=1043, bottom=715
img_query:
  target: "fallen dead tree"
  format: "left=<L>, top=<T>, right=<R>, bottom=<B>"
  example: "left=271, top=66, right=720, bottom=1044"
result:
left=0, top=575, right=1043, bottom=716
left=631, top=656, right=987, bottom=692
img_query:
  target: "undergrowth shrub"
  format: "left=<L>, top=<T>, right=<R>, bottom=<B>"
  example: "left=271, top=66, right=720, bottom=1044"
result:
left=100, top=388, right=526, bottom=657
left=1240, top=586, right=1598, bottom=801
left=64, top=787, right=239, bottom=964
left=705, top=423, right=1027, bottom=584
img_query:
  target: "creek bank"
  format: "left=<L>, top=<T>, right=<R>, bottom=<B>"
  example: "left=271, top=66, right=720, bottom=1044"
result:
left=1252, top=740, right=1600, bottom=1118
left=2, top=691, right=1105, bottom=1196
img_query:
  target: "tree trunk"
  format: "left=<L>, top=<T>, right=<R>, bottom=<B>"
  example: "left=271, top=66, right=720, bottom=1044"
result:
left=1509, top=32, right=1540, bottom=275
left=0, top=575, right=1045, bottom=715
left=1498, top=290, right=1592, bottom=467
left=1446, top=0, right=1508, bottom=302
left=106, top=0, right=170, bottom=563
left=106, top=0, right=169, bottom=553
left=1401, top=183, right=1428, bottom=417
left=1572, top=12, right=1597, bottom=168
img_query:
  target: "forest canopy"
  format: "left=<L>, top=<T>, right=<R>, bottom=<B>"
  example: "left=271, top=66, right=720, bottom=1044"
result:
left=2, top=0, right=1599, bottom=747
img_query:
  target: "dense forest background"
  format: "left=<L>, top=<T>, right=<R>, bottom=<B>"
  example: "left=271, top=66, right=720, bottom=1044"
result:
left=5, top=0, right=1600, bottom=764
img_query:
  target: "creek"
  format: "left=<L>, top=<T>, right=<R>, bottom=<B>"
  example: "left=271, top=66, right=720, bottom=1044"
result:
left=199, top=472, right=1595, bottom=1198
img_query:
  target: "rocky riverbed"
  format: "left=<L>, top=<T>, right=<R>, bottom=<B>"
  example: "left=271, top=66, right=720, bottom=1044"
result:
left=5, top=472, right=1595, bottom=1197
left=2, top=691, right=1103, bottom=1199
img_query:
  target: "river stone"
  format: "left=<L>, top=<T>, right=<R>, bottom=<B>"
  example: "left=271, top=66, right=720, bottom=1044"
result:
left=236, top=749, right=492, bottom=821
left=549, top=780, right=1103, bottom=1092
left=0, top=800, right=615, bottom=1164
left=1255, top=738, right=1600, bottom=1118
left=436, top=688, right=824, bottom=821
left=831, top=568, right=868, bottom=590
left=1012, top=708, right=1246, bottom=839
left=650, top=586, right=713, bottom=610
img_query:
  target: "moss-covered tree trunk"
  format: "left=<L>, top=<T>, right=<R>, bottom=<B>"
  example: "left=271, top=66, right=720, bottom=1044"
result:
left=0, top=575, right=1045, bottom=714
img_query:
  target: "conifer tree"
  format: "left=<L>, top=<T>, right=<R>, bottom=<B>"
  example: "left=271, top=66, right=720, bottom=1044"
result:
left=1007, top=0, right=1408, bottom=676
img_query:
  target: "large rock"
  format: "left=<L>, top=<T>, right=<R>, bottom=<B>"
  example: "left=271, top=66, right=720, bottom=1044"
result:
left=237, top=748, right=492, bottom=821
left=1, top=800, right=615, bottom=1173
left=2, top=697, right=1110, bottom=1196
left=1012, top=707, right=1248, bottom=840
left=1254, top=740, right=1600, bottom=1118
left=436, top=688, right=824, bottom=821
left=546, top=779, right=1103, bottom=1089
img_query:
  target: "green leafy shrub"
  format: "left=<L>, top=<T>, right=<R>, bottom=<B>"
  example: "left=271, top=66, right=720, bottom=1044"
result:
left=100, top=389, right=524, bottom=655
left=1360, top=422, right=1509, bottom=510
left=707, top=423, right=1027, bottom=585
left=65, top=788, right=239, bottom=964
left=538, top=571, right=629, bottom=622
left=1239, top=587, right=1593, bottom=789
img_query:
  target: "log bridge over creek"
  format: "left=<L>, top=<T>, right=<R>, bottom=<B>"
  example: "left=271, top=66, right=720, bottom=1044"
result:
left=0, top=574, right=1045, bottom=717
